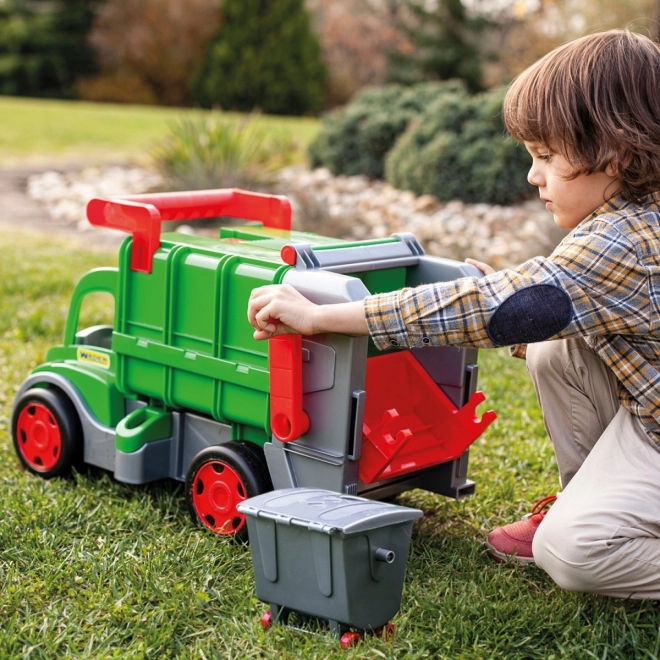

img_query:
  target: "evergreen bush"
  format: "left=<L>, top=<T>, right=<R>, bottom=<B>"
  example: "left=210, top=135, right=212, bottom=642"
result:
left=388, top=0, right=489, bottom=93
left=0, top=0, right=97, bottom=99
left=385, top=88, right=533, bottom=204
left=308, top=80, right=465, bottom=179
left=192, top=0, right=326, bottom=116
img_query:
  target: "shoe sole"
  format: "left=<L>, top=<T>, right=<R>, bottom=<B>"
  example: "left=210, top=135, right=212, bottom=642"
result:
left=486, top=542, right=536, bottom=566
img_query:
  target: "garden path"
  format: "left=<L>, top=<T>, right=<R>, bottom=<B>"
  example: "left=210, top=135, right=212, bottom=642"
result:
left=0, top=164, right=123, bottom=248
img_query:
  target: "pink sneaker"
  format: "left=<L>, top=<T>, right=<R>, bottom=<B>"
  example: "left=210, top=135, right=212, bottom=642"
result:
left=486, top=495, right=557, bottom=565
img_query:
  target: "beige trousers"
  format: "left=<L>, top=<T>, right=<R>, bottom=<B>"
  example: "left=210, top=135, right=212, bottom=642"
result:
left=525, top=338, right=660, bottom=599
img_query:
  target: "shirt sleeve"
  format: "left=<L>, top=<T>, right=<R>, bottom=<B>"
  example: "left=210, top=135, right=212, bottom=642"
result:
left=363, top=216, right=652, bottom=352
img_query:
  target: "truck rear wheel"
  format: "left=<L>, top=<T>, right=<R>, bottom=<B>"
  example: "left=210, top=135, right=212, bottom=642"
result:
left=185, top=442, right=272, bottom=541
left=12, top=387, right=83, bottom=478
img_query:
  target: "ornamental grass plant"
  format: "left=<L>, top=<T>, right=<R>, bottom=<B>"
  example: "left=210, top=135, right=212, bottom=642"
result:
left=150, top=114, right=303, bottom=192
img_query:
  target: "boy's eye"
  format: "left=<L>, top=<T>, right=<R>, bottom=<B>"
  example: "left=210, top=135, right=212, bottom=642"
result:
left=538, top=153, right=552, bottom=162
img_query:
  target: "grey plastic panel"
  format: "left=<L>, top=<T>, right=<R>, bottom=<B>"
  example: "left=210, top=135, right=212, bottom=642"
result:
left=406, top=254, right=482, bottom=286
left=410, top=346, right=479, bottom=408
left=115, top=437, right=172, bottom=484
left=289, top=235, right=423, bottom=274
left=75, top=324, right=113, bottom=349
left=263, top=442, right=298, bottom=489
left=282, top=268, right=370, bottom=304
left=265, top=333, right=367, bottom=495
left=179, top=413, right=233, bottom=480
left=302, top=339, right=335, bottom=393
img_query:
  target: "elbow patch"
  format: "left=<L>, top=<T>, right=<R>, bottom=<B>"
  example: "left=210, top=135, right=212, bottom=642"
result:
left=486, top=284, right=573, bottom=346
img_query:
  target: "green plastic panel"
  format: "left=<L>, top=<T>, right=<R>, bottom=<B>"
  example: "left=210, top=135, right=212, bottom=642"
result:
left=114, top=235, right=290, bottom=434
left=32, top=357, right=124, bottom=427
left=115, top=407, right=173, bottom=453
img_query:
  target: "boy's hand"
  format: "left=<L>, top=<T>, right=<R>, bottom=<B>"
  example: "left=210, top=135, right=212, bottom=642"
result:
left=248, top=284, right=370, bottom=340
left=248, top=284, right=320, bottom=340
left=465, top=258, right=496, bottom=276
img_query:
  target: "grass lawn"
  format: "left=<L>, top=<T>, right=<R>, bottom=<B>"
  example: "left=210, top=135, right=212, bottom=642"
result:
left=1, top=229, right=659, bottom=659
left=0, top=96, right=321, bottom=166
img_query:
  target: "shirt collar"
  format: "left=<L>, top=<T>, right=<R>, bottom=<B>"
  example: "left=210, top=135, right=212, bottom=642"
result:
left=587, top=192, right=660, bottom=221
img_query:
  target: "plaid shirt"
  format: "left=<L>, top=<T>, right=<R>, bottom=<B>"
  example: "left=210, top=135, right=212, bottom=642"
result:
left=364, top=194, right=660, bottom=445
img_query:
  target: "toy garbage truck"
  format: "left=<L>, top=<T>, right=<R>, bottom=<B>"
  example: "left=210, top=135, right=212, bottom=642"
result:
left=11, top=188, right=496, bottom=539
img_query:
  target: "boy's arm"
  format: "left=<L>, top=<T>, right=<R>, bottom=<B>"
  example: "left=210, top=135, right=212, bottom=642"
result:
left=248, top=284, right=369, bottom=340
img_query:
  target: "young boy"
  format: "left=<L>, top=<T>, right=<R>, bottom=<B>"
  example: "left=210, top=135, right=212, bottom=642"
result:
left=247, top=30, right=660, bottom=599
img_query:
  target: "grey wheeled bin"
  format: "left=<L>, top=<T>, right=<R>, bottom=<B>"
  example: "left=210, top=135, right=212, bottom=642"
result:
left=237, top=488, right=422, bottom=646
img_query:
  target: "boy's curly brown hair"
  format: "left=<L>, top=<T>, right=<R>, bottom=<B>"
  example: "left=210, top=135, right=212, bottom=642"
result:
left=503, top=29, right=660, bottom=202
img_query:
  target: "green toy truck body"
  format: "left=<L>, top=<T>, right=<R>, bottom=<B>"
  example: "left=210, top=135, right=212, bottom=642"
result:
left=12, top=189, right=495, bottom=538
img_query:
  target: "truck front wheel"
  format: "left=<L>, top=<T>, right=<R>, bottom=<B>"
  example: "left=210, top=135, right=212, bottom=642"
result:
left=185, top=442, right=272, bottom=541
left=12, top=387, right=83, bottom=478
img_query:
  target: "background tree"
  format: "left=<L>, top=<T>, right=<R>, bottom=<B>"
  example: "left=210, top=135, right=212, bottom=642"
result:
left=0, top=0, right=98, bottom=99
left=486, top=0, right=659, bottom=87
left=388, top=0, right=490, bottom=92
left=77, top=0, right=220, bottom=106
left=306, top=0, right=410, bottom=107
left=192, top=0, right=327, bottom=116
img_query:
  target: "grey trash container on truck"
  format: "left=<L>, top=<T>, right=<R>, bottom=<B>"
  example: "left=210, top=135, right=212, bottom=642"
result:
left=237, top=487, right=422, bottom=637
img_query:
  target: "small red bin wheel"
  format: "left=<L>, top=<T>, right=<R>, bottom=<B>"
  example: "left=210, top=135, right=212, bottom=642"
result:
left=375, top=622, right=396, bottom=641
left=261, top=610, right=272, bottom=630
left=339, top=631, right=362, bottom=649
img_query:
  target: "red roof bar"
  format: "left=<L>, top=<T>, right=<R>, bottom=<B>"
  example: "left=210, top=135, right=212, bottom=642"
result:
left=86, top=188, right=292, bottom=273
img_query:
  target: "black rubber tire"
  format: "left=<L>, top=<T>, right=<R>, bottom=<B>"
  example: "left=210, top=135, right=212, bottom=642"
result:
left=185, top=441, right=272, bottom=541
left=12, top=387, right=83, bottom=479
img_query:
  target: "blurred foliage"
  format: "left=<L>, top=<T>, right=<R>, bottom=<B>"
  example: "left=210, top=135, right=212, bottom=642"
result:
left=310, top=0, right=410, bottom=108
left=0, top=0, right=98, bottom=99
left=1, top=0, right=658, bottom=117
left=76, top=0, right=219, bottom=107
left=150, top=114, right=302, bottom=191
left=308, top=80, right=465, bottom=179
left=479, top=0, right=658, bottom=88
left=389, top=0, right=489, bottom=93
left=192, top=0, right=327, bottom=116
left=385, top=88, right=532, bottom=205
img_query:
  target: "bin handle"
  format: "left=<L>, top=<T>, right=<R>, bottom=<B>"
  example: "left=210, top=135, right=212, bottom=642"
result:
left=86, top=188, right=292, bottom=274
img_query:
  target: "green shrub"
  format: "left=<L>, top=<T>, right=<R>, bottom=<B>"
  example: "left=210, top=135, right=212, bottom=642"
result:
left=151, top=114, right=301, bottom=191
left=385, top=88, right=533, bottom=204
left=308, top=80, right=465, bottom=179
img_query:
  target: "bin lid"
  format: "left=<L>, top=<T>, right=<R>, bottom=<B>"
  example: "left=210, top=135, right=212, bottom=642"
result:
left=237, top=488, right=423, bottom=536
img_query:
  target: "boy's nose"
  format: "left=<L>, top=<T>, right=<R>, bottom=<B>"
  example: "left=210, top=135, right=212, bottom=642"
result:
left=527, top=164, right=544, bottom=187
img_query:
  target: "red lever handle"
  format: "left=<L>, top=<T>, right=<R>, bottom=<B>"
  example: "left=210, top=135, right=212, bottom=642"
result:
left=86, top=188, right=292, bottom=273
left=268, top=334, right=310, bottom=443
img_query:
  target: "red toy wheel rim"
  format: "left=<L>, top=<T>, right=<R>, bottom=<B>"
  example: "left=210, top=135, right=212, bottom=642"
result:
left=15, top=402, right=62, bottom=471
left=191, top=460, right=247, bottom=535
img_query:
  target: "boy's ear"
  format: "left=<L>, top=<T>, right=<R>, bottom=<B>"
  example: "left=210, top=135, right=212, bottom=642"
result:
left=605, top=161, right=619, bottom=177
left=605, top=150, right=633, bottom=177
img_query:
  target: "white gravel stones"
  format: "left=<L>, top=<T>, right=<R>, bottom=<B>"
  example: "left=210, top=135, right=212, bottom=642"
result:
left=27, top=164, right=567, bottom=269
left=277, top=167, right=568, bottom=270
left=27, top=166, right=163, bottom=232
